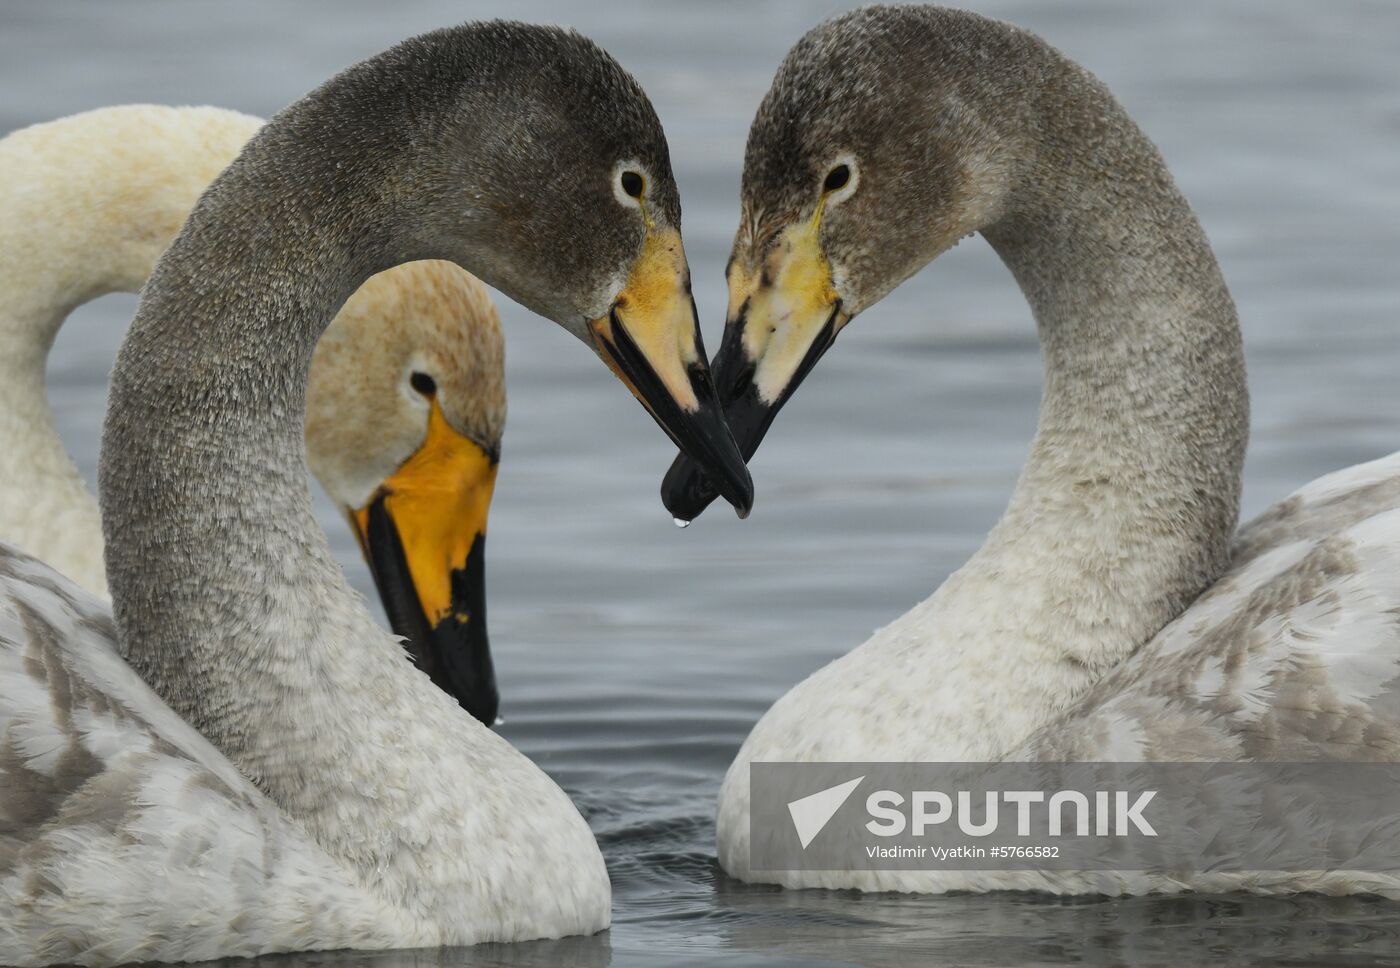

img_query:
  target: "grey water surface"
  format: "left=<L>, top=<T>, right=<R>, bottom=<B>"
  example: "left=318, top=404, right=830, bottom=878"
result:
left=6, top=1, right=1400, bottom=965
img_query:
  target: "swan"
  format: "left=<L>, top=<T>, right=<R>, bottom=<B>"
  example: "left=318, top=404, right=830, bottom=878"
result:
left=0, top=105, right=509, bottom=722
left=661, top=6, right=1400, bottom=894
left=0, top=22, right=751, bottom=965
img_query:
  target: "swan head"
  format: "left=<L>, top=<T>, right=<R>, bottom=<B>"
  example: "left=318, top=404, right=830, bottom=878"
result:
left=371, top=22, right=753, bottom=517
left=306, top=260, right=506, bottom=726
left=660, top=7, right=1018, bottom=520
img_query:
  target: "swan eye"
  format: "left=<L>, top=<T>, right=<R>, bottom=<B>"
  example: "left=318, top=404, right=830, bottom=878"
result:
left=823, top=164, right=851, bottom=193
left=620, top=170, right=645, bottom=199
left=409, top=371, right=437, bottom=397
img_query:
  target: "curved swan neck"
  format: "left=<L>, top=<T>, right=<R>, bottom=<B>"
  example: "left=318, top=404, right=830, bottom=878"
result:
left=0, top=107, right=267, bottom=351
left=921, top=42, right=1248, bottom=750
left=0, top=107, right=265, bottom=595
left=98, top=60, right=535, bottom=921
left=983, top=45, right=1247, bottom=605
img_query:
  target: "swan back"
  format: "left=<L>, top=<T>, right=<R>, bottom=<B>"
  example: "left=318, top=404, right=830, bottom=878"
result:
left=1024, top=452, right=1400, bottom=764
left=0, top=542, right=416, bottom=966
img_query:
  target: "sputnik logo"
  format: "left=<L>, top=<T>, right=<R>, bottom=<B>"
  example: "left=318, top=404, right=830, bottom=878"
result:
left=787, top=775, right=865, bottom=848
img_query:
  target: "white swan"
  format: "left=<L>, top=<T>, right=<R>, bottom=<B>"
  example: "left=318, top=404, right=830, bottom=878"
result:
left=660, top=6, right=1400, bottom=895
left=0, top=105, right=510, bottom=722
left=0, top=23, right=751, bottom=966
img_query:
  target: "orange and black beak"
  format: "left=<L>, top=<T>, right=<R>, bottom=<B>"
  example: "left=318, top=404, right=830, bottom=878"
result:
left=349, top=400, right=500, bottom=726
left=589, top=227, right=754, bottom=518
left=661, top=216, right=848, bottom=521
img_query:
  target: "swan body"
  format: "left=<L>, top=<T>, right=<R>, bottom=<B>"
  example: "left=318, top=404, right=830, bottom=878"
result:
left=1, top=21, right=745, bottom=964
left=717, top=455, right=1400, bottom=895
left=0, top=543, right=602, bottom=963
left=656, top=7, right=1400, bottom=894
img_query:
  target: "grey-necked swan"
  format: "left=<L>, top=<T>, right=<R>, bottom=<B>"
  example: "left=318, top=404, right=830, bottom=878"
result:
left=0, top=22, right=750, bottom=966
left=663, top=5, right=1400, bottom=896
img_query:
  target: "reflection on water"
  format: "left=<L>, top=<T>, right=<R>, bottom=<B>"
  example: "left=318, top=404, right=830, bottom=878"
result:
left=6, top=0, right=1400, bottom=964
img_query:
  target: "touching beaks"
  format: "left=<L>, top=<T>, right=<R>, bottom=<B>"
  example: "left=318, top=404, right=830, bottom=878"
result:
left=348, top=399, right=500, bottom=726
left=661, top=218, right=848, bottom=522
left=589, top=227, right=754, bottom=518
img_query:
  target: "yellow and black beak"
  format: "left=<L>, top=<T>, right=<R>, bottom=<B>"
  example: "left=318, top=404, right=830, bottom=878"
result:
left=589, top=227, right=754, bottom=518
left=349, top=399, right=500, bottom=726
left=661, top=217, right=848, bottom=521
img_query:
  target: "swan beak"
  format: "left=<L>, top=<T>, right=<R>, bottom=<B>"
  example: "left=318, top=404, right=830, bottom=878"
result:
left=661, top=221, right=847, bottom=521
left=589, top=227, right=754, bottom=517
left=349, top=400, right=500, bottom=726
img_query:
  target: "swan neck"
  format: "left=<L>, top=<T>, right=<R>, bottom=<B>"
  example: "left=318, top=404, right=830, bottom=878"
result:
left=100, top=133, right=380, bottom=752
left=0, top=107, right=264, bottom=595
left=0, top=107, right=266, bottom=353
left=952, top=64, right=1248, bottom=697
left=97, top=96, right=508, bottom=919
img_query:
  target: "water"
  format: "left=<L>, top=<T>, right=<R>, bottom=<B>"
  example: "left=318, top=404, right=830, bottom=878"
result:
left=6, top=1, right=1400, bottom=964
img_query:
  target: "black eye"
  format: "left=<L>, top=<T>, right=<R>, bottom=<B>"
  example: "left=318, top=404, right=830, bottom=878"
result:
left=409, top=371, right=436, bottom=397
left=823, top=164, right=851, bottom=193
left=620, top=170, right=645, bottom=199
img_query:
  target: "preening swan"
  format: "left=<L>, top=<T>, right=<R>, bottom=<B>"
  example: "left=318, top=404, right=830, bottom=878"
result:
left=662, top=6, right=1400, bottom=894
left=0, top=105, right=508, bottom=722
left=0, top=22, right=750, bottom=965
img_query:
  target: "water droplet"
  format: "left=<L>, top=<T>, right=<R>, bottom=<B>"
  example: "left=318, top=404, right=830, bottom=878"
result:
left=673, top=517, right=692, bottom=529
left=493, top=715, right=506, bottom=727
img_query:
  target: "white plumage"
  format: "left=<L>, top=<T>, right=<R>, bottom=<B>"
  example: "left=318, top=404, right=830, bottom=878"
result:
left=0, top=547, right=414, bottom=964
